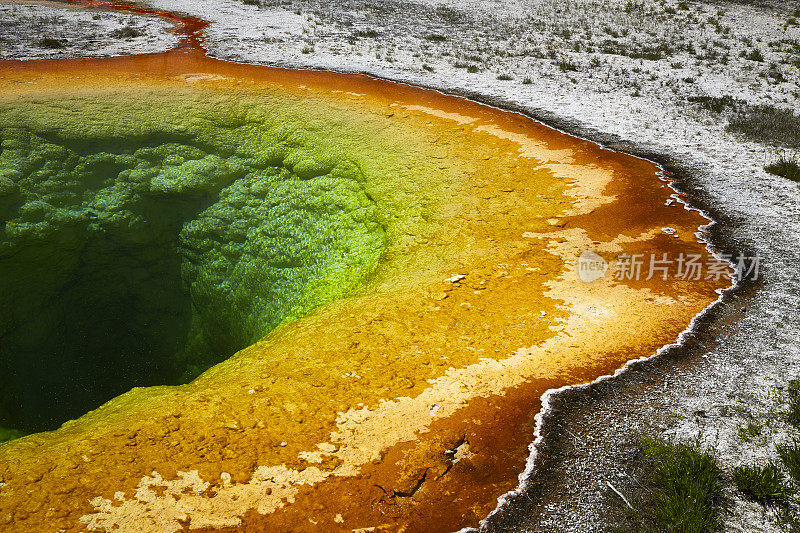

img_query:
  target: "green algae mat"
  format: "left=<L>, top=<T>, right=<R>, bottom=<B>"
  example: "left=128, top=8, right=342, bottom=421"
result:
left=0, top=89, right=401, bottom=431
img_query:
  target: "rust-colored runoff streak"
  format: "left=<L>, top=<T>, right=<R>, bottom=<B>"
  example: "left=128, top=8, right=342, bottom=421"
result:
left=0, top=3, right=727, bottom=532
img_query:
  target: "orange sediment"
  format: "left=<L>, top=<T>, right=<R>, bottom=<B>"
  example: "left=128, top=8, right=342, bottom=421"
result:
left=0, top=3, right=727, bottom=532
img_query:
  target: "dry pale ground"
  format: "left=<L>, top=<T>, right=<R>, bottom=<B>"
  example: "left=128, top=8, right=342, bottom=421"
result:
left=0, top=1, right=175, bottom=59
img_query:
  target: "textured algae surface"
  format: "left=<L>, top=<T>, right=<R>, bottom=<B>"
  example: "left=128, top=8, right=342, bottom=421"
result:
left=0, top=87, right=442, bottom=432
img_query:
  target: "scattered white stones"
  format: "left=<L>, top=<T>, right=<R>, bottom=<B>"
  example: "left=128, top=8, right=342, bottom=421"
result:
left=447, top=274, right=466, bottom=283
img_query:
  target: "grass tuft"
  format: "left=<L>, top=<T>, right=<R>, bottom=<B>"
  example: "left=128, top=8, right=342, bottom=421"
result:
left=765, top=157, right=800, bottom=182
left=777, top=440, right=800, bottom=484
left=689, top=97, right=800, bottom=149
left=687, top=95, right=741, bottom=113
left=435, top=6, right=465, bottom=24
left=110, top=26, right=143, bottom=39
left=635, top=438, right=724, bottom=532
left=732, top=463, right=793, bottom=504
left=737, top=421, right=762, bottom=441
left=726, top=105, right=800, bottom=148
left=39, top=37, right=65, bottom=49
left=787, top=380, right=800, bottom=425
left=556, top=59, right=580, bottom=72
left=745, top=48, right=764, bottom=62
left=353, top=29, right=380, bottom=38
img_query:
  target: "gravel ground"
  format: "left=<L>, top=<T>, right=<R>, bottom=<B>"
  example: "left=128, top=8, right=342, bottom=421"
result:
left=0, top=1, right=176, bottom=60
left=1, top=0, right=799, bottom=529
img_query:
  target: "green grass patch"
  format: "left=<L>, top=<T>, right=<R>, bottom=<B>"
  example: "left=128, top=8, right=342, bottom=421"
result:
left=738, top=421, right=762, bottom=441
left=688, top=96, right=800, bottom=148
left=745, top=48, right=764, bottom=62
left=732, top=463, right=793, bottom=503
left=777, top=440, right=800, bottom=484
left=110, top=26, right=143, bottom=39
left=434, top=5, right=465, bottom=24
left=726, top=105, right=800, bottom=148
left=787, top=380, right=800, bottom=425
left=687, top=95, right=741, bottom=113
left=39, top=38, right=65, bottom=49
left=353, top=29, right=381, bottom=38
left=765, top=157, right=800, bottom=182
left=556, top=59, right=580, bottom=72
left=599, top=40, right=675, bottom=60
left=624, top=438, right=724, bottom=532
